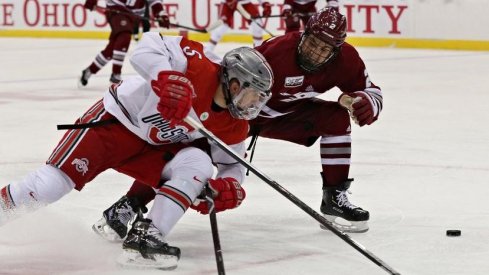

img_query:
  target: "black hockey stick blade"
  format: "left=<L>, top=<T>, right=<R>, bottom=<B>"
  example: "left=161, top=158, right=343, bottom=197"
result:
left=184, top=116, right=401, bottom=275
left=57, top=118, right=118, bottom=130
left=205, top=185, right=226, bottom=275
left=236, top=3, right=275, bottom=37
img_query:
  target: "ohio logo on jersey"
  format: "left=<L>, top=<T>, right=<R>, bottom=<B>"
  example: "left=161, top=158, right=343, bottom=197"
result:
left=284, top=76, right=304, bottom=87
left=72, top=158, right=89, bottom=176
left=143, top=114, right=190, bottom=145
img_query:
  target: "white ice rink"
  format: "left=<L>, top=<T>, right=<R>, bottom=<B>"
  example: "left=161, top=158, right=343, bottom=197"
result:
left=1, top=36, right=489, bottom=275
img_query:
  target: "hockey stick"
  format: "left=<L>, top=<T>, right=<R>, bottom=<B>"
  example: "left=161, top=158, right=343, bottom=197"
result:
left=205, top=19, right=225, bottom=32
left=204, top=185, right=226, bottom=275
left=184, top=116, right=400, bottom=275
left=169, top=23, right=207, bottom=33
left=95, top=6, right=207, bottom=33
left=291, top=12, right=316, bottom=18
left=251, top=14, right=284, bottom=19
left=251, top=12, right=316, bottom=19
left=236, top=3, right=275, bottom=37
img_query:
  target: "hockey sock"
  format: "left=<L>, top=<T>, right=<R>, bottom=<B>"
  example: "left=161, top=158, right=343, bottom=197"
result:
left=320, top=135, right=351, bottom=186
left=127, top=180, right=156, bottom=206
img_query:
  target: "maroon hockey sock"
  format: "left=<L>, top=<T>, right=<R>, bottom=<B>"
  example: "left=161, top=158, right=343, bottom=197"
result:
left=321, top=166, right=349, bottom=187
left=111, top=32, right=131, bottom=75
left=320, top=136, right=351, bottom=187
left=126, top=180, right=156, bottom=205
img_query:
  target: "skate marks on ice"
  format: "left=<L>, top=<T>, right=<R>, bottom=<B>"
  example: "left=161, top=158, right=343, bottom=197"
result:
left=0, top=208, right=121, bottom=275
left=1, top=38, right=489, bottom=274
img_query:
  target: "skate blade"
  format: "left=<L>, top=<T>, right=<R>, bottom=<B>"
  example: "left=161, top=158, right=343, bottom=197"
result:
left=320, top=214, right=369, bottom=233
left=77, top=77, right=85, bottom=89
left=116, top=249, right=178, bottom=270
left=92, top=217, right=123, bottom=242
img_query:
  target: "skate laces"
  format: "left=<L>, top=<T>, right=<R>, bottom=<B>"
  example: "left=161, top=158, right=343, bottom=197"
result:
left=335, top=190, right=358, bottom=209
left=112, top=201, right=135, bottom=224
left=146, top=223, right=167, bottom=245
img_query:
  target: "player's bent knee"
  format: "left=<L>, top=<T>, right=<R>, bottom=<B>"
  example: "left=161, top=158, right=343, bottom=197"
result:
left=160, top=148, right=214, bottom=207
left=322, top=106, right=352, bottom=135
left=337, top=108, right=351, bottom=131
left=37, top=165, right=75, bottom=203
left=164, top=147, right=214, bottom=182
left=9, top=164, right=75, bottom=206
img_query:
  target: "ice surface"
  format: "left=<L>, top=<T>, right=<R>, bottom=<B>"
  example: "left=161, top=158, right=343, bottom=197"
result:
left=1, top=36, right=489, bottom=275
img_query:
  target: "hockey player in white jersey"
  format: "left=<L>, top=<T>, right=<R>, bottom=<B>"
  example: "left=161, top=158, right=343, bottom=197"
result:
left=0, top=32, right=273, bottom=270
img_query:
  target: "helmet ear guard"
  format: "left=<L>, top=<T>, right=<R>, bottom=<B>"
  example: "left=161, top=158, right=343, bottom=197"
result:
left=221, top=47, right=274, bottom=120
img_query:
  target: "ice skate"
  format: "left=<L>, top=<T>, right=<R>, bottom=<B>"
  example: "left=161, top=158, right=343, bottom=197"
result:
left=78, top=68, right=91, bottom=88
left=117, top=218, right=181, bottom=270
left=92, top=195, right=146, bottom=242
left=110, top=73, right=121, bottom=84
left=320, top=180, right=369, bottom=233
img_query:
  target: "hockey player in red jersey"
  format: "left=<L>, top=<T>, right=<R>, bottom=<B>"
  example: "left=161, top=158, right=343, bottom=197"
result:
left=282, top=0, right=339, bottom=33
left=78, top=0, right=170, bottom=86
left=205, top=0, right=272, bottom=51
left=92, top=7, right=381, bottom=235
left=0, top=32, right=273, bottom=270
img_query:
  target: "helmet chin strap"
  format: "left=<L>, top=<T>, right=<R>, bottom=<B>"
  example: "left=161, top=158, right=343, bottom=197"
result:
left=221, top=69, right=233, bottom=106
left=221, top=69, right=243, bottom=119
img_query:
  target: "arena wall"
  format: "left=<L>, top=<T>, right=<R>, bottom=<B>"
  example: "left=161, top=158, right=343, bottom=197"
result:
left=1, top=0, right=488, bottom=50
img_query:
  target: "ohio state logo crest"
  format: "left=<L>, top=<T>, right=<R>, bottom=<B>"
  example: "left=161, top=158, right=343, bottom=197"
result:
left=72, top=158, right=89, bottom=176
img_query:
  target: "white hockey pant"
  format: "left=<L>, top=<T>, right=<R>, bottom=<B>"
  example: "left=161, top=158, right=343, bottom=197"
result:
left=148, top=147, right=213, bottom=237
left=1, top=165, right=75, bottom=224
left=207, top=24, right=230, bottom=50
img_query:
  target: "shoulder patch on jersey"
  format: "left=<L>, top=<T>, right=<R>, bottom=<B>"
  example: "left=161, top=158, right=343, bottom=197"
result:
left=284, top=76, right=304, bottom=88
left=199, top=112, right=209, bottom=121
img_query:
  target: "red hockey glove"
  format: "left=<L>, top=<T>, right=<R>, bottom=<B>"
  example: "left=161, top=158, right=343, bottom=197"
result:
left=156, top=11, right=170, bottom=29
left=281, top=4, right=292, bottom=18
left=151, top=71, right=194, bottom=127
left=349, top=91, right=378, bottom=126
left=84, top=0, right=97, bottom=11
left=261, top=2, right=272, bottom=17
left=191, top=178, right=246, bottom=214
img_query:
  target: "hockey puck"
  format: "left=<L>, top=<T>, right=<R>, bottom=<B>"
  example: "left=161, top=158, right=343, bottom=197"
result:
left=446, top=230, right=461, bottom=237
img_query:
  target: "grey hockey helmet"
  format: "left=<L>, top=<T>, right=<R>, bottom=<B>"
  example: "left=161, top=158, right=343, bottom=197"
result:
left=221, top=47, right=274, bottom=120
